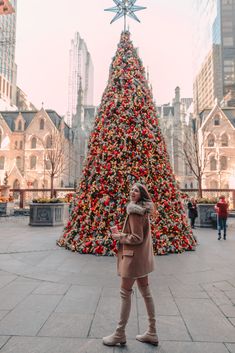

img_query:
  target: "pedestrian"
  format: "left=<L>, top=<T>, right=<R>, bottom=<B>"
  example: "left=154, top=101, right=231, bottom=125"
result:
left=214, top=195, right=229, bottom=240
left=102, top=183, right=158, bottom=347
left=187, top=198, right=198, bottom=229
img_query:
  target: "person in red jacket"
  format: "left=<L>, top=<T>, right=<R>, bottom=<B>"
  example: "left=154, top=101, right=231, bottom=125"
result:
left=214, top=195, right=229, bottom=240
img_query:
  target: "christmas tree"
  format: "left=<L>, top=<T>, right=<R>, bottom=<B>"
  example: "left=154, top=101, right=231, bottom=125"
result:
left=57, top=31, right=196, bottom=255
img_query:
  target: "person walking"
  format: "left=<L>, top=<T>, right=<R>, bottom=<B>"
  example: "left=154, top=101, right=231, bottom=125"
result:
left=187, top=198, right=198, bottom=229
left=102, top=183, right=158, bottom=347
left=215, top=195, right=229, bottom=240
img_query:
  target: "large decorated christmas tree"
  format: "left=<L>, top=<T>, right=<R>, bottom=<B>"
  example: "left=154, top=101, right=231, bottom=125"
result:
left=57, top=31, right=196, bottom=255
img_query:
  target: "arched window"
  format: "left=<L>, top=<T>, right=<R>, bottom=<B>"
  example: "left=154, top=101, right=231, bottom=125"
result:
left=214, top=115, right=220, bottom=126
left=221, top=133, right=228, bottom=147
left=210, top=180, right=218, bottom=188
left=18, top=121, right=22, bottom=131
left=13, top=179, right=20, bottom=189
left=32, top=180, right=38, bottom=188
left=19, top=141, right=23, bottom=150
left=40, top=119, right=45, bottom=130
left=190, top=182, right=193, bottom=189
left=16, top=156, right=22, bottom=170
left=185, top=184, right=188, bottom=189
left=46, top=136, right=52, bottom=148
left=45, top=159, right=51, bottom=170
left=0, top=156, right=5, bottom=169
left=31, top=137, right=37, bottom=149
left=30, top=156, right=37, bottom=170
left=210, top=156, right=217, bottom=171
left=14, top=141, right=18, bottom=149
left=220, top=156, right=228, bottom=170
left=60, top=180, right=64, bottom=187
left=208, top=134, right=215, bottom=147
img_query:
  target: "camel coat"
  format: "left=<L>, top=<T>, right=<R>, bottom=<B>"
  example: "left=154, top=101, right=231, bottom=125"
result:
left=117, top=202, right=155, bottom=279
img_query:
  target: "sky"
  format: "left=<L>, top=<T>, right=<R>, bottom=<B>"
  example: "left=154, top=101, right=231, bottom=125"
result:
left=15, top=0, right=194, bottom=116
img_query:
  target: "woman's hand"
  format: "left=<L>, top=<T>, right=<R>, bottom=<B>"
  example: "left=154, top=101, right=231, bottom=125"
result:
left=110, top=226, right=121, bottom=240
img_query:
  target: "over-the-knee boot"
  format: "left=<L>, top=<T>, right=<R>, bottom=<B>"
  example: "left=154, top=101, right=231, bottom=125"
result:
left=136, top=285, right=158, bottom=346
left=103, top=288, right=132, bottom=346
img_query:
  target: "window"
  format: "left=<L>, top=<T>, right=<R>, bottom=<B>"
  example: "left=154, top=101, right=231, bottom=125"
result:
left=210, top=180, right=218, bottom=188
left=190, top=182, right=193, bottom=189
left=210, top=156, right=217, bottom=170
left=45, top=159, right=51, bottom=170
left=221, top=133, right=228, bottom=146
left=14, top=141, right=18, bottom=149
left=0, top=156, right=4, bottom=169
left=16, top=156, right=22, bottom=170
left=31, top=137, right=37, bottom=149
left=185, top=184, right=188, bottom=189
left=214, top=115, right=220, bottom=126
left=46, top=136, right=52, bottom=148
left=220, top=156, right=228, bottom=170
left=0, top=129, right=2, bottom=147
left=208, top=134, right=215, bottom=147
left=18, top=121, right=22, bottom=131
left=30, top=156, right=37, bottom=170
left=40, top=119, right=45, bottom=130
left=19, top=141, right=23, bottom=150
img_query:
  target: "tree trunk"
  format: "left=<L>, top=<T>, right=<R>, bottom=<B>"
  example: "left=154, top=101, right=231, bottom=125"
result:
left=198, top=175, right=203, bottom=198
left=50, top=174, right=54, bottom=199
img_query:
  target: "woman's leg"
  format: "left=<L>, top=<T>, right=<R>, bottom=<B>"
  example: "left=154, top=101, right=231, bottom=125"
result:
left=103, top=277, right=135, bottom=346
left=136, top=276, right=158, bottom=345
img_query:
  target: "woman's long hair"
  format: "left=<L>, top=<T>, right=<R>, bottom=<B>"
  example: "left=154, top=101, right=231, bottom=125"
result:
left=133, top=183, right=156, bottom=216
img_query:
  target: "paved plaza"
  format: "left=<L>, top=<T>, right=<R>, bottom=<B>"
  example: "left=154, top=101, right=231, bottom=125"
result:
left=0, top=217, right=234, bottom=353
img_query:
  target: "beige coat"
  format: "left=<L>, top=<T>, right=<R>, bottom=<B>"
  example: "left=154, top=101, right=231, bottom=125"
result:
left=117, top=202, right=155, bottom=279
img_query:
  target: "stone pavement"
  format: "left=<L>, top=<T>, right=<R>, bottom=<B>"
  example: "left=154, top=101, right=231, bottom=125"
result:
left=0, top=217, right=234, bottom=352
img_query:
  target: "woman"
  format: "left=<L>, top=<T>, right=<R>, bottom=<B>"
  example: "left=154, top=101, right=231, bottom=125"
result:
left=103, top=183, right=158, bottom=346
left=187, top=198, right=198, bottom=229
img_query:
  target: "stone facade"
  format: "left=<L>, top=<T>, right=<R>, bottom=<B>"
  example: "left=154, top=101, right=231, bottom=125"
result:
left=198, top=104, right=235, bottom=189
left=0, top=108, right=77, bottom=190
left=158, top=87, right=197, bottom=189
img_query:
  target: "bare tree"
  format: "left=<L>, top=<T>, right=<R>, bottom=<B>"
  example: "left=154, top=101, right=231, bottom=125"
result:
left=42, top=127, right=69, bottom=198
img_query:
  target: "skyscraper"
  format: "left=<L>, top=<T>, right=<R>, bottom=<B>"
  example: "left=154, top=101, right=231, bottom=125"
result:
left=193, top=0, right=235, bottom=114
left=0, top=0, right=17, bottom=109
left=67, top=32, right=94, bottom=127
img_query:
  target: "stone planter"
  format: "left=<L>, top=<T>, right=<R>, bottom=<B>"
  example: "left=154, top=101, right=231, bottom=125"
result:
left=0, top=202, right=14, bottom=216
left=29, top=203, right=69, bottom=226
left=195, top=203, right=215, bottom=228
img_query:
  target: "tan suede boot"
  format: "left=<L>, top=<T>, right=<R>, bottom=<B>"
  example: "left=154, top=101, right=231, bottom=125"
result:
left=102, top=288, right=132, bottom=346
left=136, top=285, right=159, bottom=346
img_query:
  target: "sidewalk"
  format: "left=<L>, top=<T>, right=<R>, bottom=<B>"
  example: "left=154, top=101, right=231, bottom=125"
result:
left=0, top=218, right=234, bottom=352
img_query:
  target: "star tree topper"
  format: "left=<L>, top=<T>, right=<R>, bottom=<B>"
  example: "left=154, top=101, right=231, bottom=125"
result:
left=105, top=0, right=146, bottom=31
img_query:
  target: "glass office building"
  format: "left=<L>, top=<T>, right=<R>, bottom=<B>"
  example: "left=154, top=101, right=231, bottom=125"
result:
left=193, top=0, right=235, bottom=114
left=0, top=0, right=17, bottom=107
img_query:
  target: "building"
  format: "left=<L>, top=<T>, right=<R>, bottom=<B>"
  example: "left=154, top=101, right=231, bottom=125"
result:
left=66, top=32, right=94, bottom=127
left=158, top=87, right=197, bottom=189
left=0, top=0, right=17, bottom=109
left=0, top=108, right=76, bottom=191
left=193, top=0, right=235, bottom=114
left=198, top=103, right=235, bottom=190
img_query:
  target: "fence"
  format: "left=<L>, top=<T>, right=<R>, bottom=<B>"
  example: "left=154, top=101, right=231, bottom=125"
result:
left=9, top=188, right=235, bottom=210
left=9, top=188, right=76, bottom=209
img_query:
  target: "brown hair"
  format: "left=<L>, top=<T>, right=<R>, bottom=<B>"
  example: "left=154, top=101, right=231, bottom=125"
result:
left=134, top=183, right=152, bottom=203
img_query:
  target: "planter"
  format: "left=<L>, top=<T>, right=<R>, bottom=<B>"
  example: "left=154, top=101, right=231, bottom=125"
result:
left=195, top=204, right=215, bottom=228
left=0, top=202, right=14, bottom=216
left=29, top=203, right=69, bottom=226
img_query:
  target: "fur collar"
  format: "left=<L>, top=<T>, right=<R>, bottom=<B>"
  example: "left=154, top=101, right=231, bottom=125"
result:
left=127, top=201, right=154, bottom=215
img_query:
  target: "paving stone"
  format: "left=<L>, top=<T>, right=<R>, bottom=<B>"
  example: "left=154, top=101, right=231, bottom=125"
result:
left=159, top=342, right=230, bottom=353
left=0, top=337, right=113, bottom=353
left=55, top=285, right=101, bottom=314
left=175, top=298, right=235, bottom=342
left=33, top=283, right=70, bottom=295
left=38, top=312, right=93, bottom=338
left=137, top=295, right=179, bottom=316
left=0, top=274, right=17, bottom=289
left=14, top=294, right=62, bottom=312
left=228, top=318, right=235, bottom=326
left=219, top=304, right=235, bottom=317
left=139, top=315, right=191, bottom=342
left=0, top=336, right=10, bottom=349
left=0, top=310, right=9, bottom=320
left=213, top=281, right=235, bottom=291
left=224, top=289, right=235, bottom=299
left=226, top=344, right=235, bottom=352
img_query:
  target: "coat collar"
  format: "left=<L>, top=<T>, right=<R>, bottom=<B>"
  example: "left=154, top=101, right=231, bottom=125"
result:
left=126, top=201, right=154, bottom=215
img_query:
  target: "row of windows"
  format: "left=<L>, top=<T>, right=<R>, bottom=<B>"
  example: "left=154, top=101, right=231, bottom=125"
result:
left=14, top=119, right=45, bottom=132
left=210, top=155, right=228, bottom=171
left=207, top=133, right=229, bottom=147
left=0, top=134, right=53, bottom=150
left=0, top=156, right=51, bottom=170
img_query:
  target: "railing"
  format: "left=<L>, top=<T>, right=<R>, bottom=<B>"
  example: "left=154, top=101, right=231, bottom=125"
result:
left=9, top=188, right=235, bottom=210
left=9, top=188, right=76, bottom=209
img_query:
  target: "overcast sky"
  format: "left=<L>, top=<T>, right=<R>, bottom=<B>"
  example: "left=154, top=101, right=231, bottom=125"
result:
left=15, top=0, right=194, bottom=115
